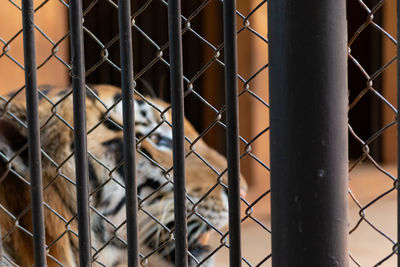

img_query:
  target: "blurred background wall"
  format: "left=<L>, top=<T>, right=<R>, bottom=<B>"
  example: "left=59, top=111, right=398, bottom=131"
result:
left=0, top=0, right=69, bottom=93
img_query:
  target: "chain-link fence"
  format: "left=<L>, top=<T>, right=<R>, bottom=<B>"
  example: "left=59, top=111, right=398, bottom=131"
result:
left=0, top=0, right=397, bottom=266
left=348, top=0, right=398, bottom=266
left=0, top=0, right=270, bottom=266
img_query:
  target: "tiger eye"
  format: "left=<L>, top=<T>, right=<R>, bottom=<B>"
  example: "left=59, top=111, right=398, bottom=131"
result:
left=151, top=134, right=172, bottom=148
left=157, top=136, right=172, bottom=148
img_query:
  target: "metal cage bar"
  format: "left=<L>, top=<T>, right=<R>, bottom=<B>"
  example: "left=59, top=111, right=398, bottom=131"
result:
left=223, top=0, right=242, bottom=266
left=69, top=0, right=92, bottom=265
left=118, top=1, right=139, bottom=266
left=21, top=0, right=47, bottom=265
left=268, top=1, right=348, bottom=266
left=167, top=0, right=188, bottom=266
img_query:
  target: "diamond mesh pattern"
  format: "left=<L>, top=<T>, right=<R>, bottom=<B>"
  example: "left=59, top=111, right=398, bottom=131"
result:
left=3, top=0, right=396, bottom=266
left=348, top=0, right=397, bottom=266
left=0, top=0, right=270, bottom=266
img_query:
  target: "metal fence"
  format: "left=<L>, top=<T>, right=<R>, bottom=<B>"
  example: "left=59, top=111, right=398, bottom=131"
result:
left=347, top=0, right=398, bottom=266
left=0, top=0, right=398, bottom=267
left=0, top=0, right=269, bottom=266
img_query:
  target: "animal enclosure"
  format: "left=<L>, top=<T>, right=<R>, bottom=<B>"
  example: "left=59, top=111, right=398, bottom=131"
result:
left=0, top=0, right=398, bottom=266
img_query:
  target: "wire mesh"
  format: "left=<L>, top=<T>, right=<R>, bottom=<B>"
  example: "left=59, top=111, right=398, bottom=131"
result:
left=348, top=0, right=398, bottom=266
left=10, top=0, right=398, bottom=265
left=0, top=0, right=270, bottom=266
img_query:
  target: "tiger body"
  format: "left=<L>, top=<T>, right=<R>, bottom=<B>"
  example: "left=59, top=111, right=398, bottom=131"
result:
left=0, top=84, right=246, bottom=266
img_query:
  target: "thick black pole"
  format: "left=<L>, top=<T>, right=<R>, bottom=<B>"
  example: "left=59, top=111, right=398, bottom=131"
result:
left=21, top=0, right=47, bottom=265
left=118, top=0, right=139, bottom=266
left=223, top=0, right=242, bottom=266
left=268, top=1, right=348, bottom=266
left=69, top=0, right=91, bottom=265
left=167, top=0, right=188, bottom=266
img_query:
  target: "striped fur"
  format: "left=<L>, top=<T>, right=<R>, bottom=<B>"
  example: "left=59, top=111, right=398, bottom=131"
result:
left=0, top=84, right=247, bottom=266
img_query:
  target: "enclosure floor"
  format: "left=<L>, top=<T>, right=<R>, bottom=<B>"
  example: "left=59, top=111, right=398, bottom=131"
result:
left=211, top=164, right=397, bottom=267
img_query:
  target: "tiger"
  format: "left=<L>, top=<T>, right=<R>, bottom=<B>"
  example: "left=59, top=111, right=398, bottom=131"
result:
left=0, top=84, right=247, bottom=267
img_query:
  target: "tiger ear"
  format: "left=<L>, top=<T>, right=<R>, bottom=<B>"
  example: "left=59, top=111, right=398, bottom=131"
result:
left=0, top=103, right=30, bottom=177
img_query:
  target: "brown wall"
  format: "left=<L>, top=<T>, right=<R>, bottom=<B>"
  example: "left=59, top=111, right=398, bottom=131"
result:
left=382, top=1, right=397, bottom=163
left=202, top=1, right=269, bottom=197
left=237, top=1, right=269, bottom=199
left=0, top=1, right=69, bottom=95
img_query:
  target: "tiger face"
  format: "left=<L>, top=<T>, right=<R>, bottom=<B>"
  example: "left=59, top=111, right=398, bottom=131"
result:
left=0, top=84, right=247, bottom=266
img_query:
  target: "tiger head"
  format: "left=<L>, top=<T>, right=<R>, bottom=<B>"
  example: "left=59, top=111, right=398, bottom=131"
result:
left=0, top=84, right=247, bottom=266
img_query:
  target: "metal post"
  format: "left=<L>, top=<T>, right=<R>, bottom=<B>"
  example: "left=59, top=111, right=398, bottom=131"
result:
left=223, top=0, right=242, bottom=266
left=69, top=0, right=91, bottom=265
left=21, top=0, right=47, bottom=265
left=118, top=1, right=139, bottom=266
left=268, top=1, right=348, bottom=266
left=167, top=0, right=188, bottom=266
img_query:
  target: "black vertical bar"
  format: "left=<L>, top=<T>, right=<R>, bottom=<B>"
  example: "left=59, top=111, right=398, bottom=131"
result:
left=167, top=0, right=188, bottom=266
left=268, top=1, right=348, bottom=267
left=69, top=0, right=91, bottom=265
left=397, top=0, right=400, bottom=265
left=117, top=1, right=139, bottom=266
left=21, top=1, right=47, bottom=266
left=223, top=0, right=242, bottom=266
